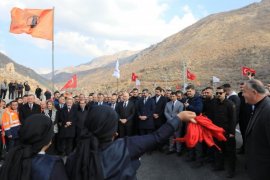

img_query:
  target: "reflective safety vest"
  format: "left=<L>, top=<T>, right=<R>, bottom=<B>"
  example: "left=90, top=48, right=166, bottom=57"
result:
left=2, top=108, right=21, bottom=134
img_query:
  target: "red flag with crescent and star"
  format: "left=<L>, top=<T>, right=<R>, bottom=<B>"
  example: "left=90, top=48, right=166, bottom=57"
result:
left=242, top=66, right=256, bottom=76
left=187, top=69, right=196, bottom=81
left=131, top=73, right=138, bottom=82
left=61, top=75, right=77, bottom=91
left=10, top=7, right=53, bottom=41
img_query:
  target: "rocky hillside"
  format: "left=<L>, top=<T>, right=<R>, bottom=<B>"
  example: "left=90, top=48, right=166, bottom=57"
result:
left=0, top=53, right=51, bottom=91
left=42, top=50, right=138, bottom=82
left=58, top=0, right=270, bottom=92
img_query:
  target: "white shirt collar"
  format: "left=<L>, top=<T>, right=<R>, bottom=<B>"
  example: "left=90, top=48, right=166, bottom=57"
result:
left=38, top=151, right=46, bottom=155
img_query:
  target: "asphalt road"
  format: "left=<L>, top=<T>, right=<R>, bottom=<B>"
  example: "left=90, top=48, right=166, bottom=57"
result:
left=137, top=128, right=250, bottom=180
left=0, top=127, right=250, bottom=180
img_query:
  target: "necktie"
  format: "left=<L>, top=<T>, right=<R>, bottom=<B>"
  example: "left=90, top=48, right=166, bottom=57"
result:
left=68, top=107, right=70, bottom=112
left=172, top=101, right=174, bottom=111
left=144, top=98, right=147, bottom=104
left=29, top=104, right=32, bottom=110
left=124, top=102, right=127, bottom=108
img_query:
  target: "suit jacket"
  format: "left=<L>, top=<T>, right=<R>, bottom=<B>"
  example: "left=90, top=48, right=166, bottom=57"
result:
left=116, top=101, right=135, bottom=124
left=55, top=103, right=66, bottom=111
left=19, top=103, right=41, bottom=124
left=164, top=100, right=184, bottom=121
left=137, top=97, right=155, bottom=130
left=152, top=96, right=167, bottom=127
left=109, top=102, right=119, bottom=111
left=92, top=102, right=110, bottom=108
left=58, top=105, right=77, bottom=138
left=245, top=96, right=270, bottom=180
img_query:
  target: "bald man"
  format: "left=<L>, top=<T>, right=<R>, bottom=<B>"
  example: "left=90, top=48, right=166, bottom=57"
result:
left=242, top=79, right=270, bottom=180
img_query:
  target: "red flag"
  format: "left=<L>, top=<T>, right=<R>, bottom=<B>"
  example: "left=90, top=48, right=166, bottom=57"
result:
left=187, top=69, right=196, bottom=80
left=242, top=66, right=256, bottom=76
left=10, top=8, right=53, bottom=41
left=175, top=115, right=226, bottom=151
left=61, top=75, right=77, bottom=91
left=131, top=73, right=138, bottom=82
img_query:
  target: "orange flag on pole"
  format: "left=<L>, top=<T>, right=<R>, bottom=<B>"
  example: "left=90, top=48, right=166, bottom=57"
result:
left=10, top=7, right=53, bottom=41
left=61, top=75, right=77, bottom=91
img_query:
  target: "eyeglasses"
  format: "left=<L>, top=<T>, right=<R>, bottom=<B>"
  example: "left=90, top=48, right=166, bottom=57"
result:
left=216, top=92, right=224, bottom=95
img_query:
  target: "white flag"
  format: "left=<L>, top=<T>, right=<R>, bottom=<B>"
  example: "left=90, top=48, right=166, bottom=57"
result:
left=136, top=79, right=141, bottom=86
left=112, top=60, right=120, bottom=79
left=213, top=76, right=220, bottom=83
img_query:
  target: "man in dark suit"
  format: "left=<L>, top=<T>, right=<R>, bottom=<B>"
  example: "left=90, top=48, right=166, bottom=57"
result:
left=58, top=97, right=77, bottom=156
left=110, top=94, right=118, bottom=111
left=152, top=87, right=167, bottom=130
left=137, top=89, right=155, bottom=135
left=95, top=93, right=109, bottom=106
left=213, top=86, right=237, bottom=178
left=242, top=79, right=270, bottom=180
left=55, top=95, right=66, bottom=111
left=19, top=94, right=41, bottom=124
left=116, top=92, right=135, bottom=137
left=76, top=100, right=88, bottom=141
left=237, top=82, right=253, bottom=154
left=129, top=88, right=140, bottom=135
left=224, top=83, right=241, bottom=122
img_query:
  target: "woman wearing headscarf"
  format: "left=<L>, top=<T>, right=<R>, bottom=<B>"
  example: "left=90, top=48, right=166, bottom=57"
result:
left=0, top=114, right=68, bottom=180
left=66, top=106, right=196, bottom=180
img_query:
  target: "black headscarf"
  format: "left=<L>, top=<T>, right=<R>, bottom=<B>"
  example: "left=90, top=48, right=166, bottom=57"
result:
left=0, top=114, right=54, bottom=180
left=71, top=106, right=119, bottom=180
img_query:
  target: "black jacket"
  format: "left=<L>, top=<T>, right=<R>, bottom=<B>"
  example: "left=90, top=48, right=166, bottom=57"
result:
left=58, top=105, right=77, bottom=138
left=213, top=98, right=237, bottom=135
left=202, top=97, right=217, bottom=122
left=116, top=101, right=135, bottom=123
left=245, top=96, right=270, bottom=180
left=152, top=96, right=167, bottom=127
left=19, top=103, right=41, bottom=124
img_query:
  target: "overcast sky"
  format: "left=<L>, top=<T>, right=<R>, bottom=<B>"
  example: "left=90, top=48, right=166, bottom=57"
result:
left=0, top=0, right=260, bottom=74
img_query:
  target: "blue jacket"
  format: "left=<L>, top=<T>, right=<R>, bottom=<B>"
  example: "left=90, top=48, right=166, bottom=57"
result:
left=185, top=94, right=203, bottom=115
left=32, top=154, right=68, bottom=180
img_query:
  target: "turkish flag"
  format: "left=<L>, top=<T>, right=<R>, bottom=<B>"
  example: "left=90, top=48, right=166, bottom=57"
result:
left=242, top=66, right=256, bottom=76
left=10, top=8, right=53, bottom=41
left=61, top=75, right=77, bottom=91
left=187, top=69, right=196, bottom=80
left=131, top=73, right=138, bottom=81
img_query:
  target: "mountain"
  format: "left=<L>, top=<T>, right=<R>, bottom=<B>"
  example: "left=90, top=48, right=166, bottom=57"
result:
left=0, top=52, right=51, bottom=90
left=42, top=50, right=138, bottom=81
left=58, top=0, right=270, bottom=92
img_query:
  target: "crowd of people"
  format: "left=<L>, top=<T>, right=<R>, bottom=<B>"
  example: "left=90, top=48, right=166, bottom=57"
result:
left=0, top=79, right=270, bottom=180
left=0, top=80, right=52, bottom=101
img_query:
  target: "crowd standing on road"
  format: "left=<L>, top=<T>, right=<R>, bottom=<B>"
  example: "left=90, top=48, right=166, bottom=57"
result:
left=0, top=79, right=270, bottom=180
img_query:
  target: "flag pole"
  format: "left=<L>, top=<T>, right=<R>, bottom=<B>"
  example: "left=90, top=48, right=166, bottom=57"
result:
left=117, top=78, right=119, bottom=92
left=183, top=60, right=186, bottom=92
left=52, top=7, right=55, bottom=92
